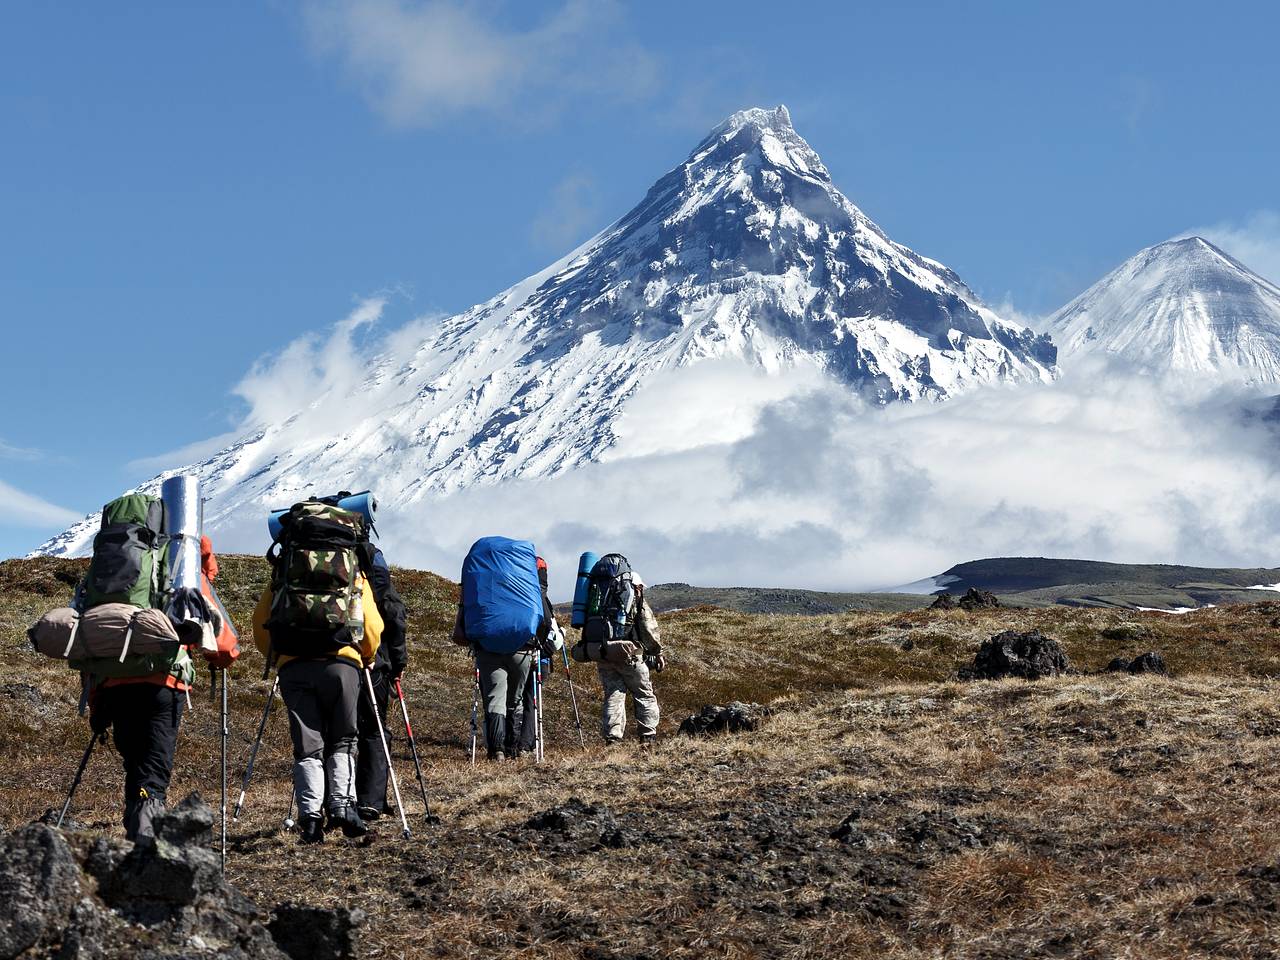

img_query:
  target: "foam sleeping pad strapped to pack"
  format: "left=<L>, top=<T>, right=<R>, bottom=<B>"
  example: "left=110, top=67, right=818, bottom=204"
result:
left=460, top=537, right=544, bottom=655
left=571, top=551, right=599, bottom=628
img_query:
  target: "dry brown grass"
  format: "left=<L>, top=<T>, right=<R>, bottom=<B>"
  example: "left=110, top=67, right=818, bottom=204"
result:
left=1, top=557, right=1279, bottom=958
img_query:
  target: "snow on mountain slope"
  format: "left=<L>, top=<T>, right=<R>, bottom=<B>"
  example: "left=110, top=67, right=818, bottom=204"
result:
left=36, top=105, right=1055, bottom=557
left=1049, top=236, right=1280, bottom=380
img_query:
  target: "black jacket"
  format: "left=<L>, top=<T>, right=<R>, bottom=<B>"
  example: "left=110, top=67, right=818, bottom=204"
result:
left=361, top=544, right=408, bottom=676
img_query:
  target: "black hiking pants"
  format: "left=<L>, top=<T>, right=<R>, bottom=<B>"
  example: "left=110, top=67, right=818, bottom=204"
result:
left=94, top=683, right=184, bottom=839
left=356, top=663, right=391, bottom=813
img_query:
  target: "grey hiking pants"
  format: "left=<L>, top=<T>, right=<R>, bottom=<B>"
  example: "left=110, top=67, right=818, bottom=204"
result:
left=598, top=658, right=659, bottom=741
left=475, top=648, right=534, bottom=757
left=279, top=658, right=361, bottom=819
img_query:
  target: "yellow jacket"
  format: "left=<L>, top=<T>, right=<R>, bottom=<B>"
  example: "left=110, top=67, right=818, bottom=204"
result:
left=252, top=576, right=383, bottom=669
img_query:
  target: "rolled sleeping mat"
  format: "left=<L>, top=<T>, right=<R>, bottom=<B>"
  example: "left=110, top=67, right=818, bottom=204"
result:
left=161, top=474, right=202, bottom=594
left=268, top=490, right=377, bottom=540
left=571, top=551, right=599, bottom=628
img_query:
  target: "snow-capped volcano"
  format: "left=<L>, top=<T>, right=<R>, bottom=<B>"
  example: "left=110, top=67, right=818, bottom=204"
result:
left=38, top=105, right=1055, bottom=557
left=1049, top=236, right=1280, bottom=380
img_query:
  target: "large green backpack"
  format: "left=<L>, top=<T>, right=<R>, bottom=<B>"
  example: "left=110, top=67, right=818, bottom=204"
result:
left=264, top=501, right=369, bottom=657
left=82, top=494, right=169, bottom=611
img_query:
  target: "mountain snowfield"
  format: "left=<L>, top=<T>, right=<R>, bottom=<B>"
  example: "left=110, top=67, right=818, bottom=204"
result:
left=1048, top=236, right=1280, bottom=380
left=37, top=105, right=1058, bottom=558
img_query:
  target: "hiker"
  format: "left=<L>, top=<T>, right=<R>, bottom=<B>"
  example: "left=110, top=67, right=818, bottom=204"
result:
left=517, top=556, right=565, bottom=756
left=355, top=543, right=409, bottom=821
left=572, top=554, right=665, bottom=745
left=252, top=500, right=383, bottom=844
left=452, top=537, right=546, bottom=761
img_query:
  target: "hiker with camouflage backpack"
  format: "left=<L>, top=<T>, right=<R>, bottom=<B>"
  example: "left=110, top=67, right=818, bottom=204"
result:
left=571, top=554, right=665, bottom=745
left=252, top=500, right=383, bottom=844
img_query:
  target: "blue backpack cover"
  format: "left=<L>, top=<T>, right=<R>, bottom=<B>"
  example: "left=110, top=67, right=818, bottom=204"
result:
left=461, top=536, right=544, bottom=654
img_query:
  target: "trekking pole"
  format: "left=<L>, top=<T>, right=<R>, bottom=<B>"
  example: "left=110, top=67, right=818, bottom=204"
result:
left=393, top=678, right=434, bottom=823
left=364, top=666, right=411, bottom=840
left=533, top=659, right=544, bottom=763
left=560, top=645, right=587, bottom=749
left=469, top=662, right=480, bottom=765
left=56, top=731, right=104, bottom=829
left=233, top=675, right=279, bottom=821
left=282, top=790, right=295, bottom=832
left=220, top=668, right=229, bottom=870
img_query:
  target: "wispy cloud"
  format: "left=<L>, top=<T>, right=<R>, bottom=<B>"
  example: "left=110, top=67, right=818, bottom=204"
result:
left=1188, top=210, right=1280, bottom=285
left=301, top=0, right=659, bottom=127
left=0, top=478, right=82, bottom=528
left=0, top=439, right=43, bottom=461
left=529, top=172, right=604, bottom=253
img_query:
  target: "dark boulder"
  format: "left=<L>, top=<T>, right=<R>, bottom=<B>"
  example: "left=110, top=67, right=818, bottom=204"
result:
left=931, top=589, right=1000, bottom=611
left=99, top=794, right=223, bottom=924
left=961, top=630, right=1069, bottom=680
left=678, top=701, right=767, bottom=736
left=270, top=905, right=364, bottom=960
left=1128, top=651, right=1169, bottom=675
left=1106, top=657, right=1132, bottom=672
left=0, top=823, right=81, bottom=958
left=957, top=588, right=1000, bottom=611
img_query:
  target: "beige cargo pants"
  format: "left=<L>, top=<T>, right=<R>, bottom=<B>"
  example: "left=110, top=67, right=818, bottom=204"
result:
left=597, top=657, right=659, bottom=741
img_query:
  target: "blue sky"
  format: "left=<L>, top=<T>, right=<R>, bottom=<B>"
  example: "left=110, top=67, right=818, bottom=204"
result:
left=2, top=0, right=1278, bottom=558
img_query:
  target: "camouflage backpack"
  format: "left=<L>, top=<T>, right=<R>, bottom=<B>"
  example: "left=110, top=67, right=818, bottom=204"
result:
left=263, top=501, right=368, bottom=657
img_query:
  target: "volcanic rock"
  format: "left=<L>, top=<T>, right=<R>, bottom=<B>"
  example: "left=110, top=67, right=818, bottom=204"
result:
left=0, top=823, right=81, bottom=958
left=961, top=631, right=1069, bottom=680
left=269, top=904, right=364, bottom=960
left=1127, top=651, right=1169, bottom=675
left=679, top=702, right=768, bottom=736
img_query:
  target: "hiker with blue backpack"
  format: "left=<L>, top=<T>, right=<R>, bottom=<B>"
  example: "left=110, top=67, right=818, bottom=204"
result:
left=452, top=537, right=549, bottom=762
left=571, top=554, right=665, bottom=745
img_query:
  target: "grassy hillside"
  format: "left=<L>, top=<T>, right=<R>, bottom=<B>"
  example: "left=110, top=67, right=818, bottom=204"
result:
left=937, top=556, right=1280, bottom=609
left=646, top=582, right=928, bottom=615
left=2, top=556, right=1280, bottom=958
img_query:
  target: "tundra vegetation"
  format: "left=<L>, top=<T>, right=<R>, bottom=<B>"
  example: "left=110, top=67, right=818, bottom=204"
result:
left=1, top=556, right=1278, bottom=959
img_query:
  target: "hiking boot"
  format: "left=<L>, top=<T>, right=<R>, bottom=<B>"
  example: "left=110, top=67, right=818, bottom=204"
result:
left=639, top=734, right=657, bottom=750
left=490, top=751, right=507, bottom=763
left=357, top=805, right=382, bottom=823
left=329, top=804, right=368, bottom=839
left=299, top=816, right=325, bottom=845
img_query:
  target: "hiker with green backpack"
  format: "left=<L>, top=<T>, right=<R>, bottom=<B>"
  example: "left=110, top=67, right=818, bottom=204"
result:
left=572, top=554, right=665, bottom=745
left=252, top=500, right=384, bottom=844
left=29, top=487, right=238, bottom=845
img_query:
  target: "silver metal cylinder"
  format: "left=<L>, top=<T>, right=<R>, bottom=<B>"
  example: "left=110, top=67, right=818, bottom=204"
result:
left=162, top=474, right=202, bottom=593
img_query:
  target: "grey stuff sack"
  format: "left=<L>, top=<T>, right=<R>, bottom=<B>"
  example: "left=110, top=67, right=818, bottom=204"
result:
left=29, top=603, right=181, bottom=662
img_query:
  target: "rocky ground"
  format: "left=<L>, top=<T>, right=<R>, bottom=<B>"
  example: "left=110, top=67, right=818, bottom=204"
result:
left=1, top=557, right=1279, bottom=959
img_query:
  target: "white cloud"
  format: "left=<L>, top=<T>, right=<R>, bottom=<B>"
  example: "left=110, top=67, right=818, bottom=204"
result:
left=0, top=478, right=82, bottom=528
left=302, top=0, right=659, bottom=127
left=233, top=296, right=388, bottom=430
left=1189, top=210, right=1280, bottom=285
left=341, top=355, right=1280, bottom=599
